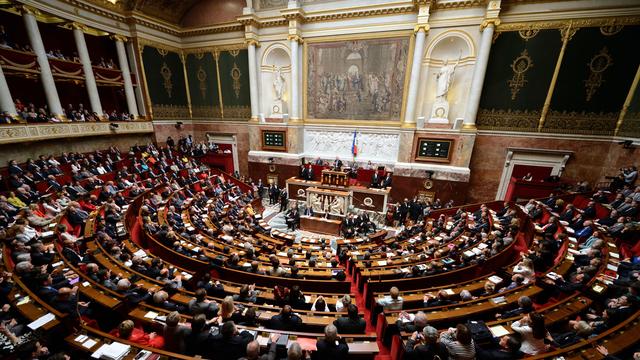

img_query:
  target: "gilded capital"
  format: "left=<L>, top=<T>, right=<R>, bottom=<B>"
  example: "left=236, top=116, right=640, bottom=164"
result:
left=480, top=18, right=501, bottom=31
left=414, top=24, right=430, bottom=34
left=17, top=4, right=40, bottom=16
left=110, top=34, right=129, bottom=43
left=245, top=39, right=261, bottom=48
left=287, top=34, right=304, bottom=44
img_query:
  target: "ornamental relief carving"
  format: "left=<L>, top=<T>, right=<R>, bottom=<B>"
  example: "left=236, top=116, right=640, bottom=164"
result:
left=304, top=129, right=400, bottom=162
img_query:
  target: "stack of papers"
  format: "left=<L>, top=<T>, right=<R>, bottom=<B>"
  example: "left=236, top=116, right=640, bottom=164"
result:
left=27, top=313, right=55, bottom=330
left=489, top=325, right=510, bottom=337
left=91, top=342, right=131, bottom=360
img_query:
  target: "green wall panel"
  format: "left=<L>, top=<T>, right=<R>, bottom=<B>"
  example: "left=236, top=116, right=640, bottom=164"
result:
left=477, top=29, right=561, bottom=131
left=218, top=49, right=251, bottom=118
left=186, top=52, right=221, bottom=118
left=545, top=26, right=640, bottom=134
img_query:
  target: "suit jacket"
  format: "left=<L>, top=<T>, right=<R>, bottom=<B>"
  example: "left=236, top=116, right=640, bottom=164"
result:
left=62, top=247, right=83, bottom=266
left=334, top=316, right=366, bottom=334
left=269, top=314, right=303, bottom=331
left=313, top=338, right=349, bottom=360
left=209, top=331, right=254, bottom=360
left=382, top=175, right=392, bottom=188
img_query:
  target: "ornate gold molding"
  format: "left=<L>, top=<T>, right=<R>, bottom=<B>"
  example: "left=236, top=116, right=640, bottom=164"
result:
left=481, top=18, right=501, bottom=30
left=434, top=0, right=485, bottom=10
left=544, top=110, right=618, bottom=136
left=137, top=39, right=182, bottom=54
left=496, top=16, right=640, bottom=32
left=477, top=108, right=539, bottom=132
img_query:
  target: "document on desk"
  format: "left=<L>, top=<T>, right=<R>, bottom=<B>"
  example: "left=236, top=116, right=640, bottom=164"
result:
left=489, top=325, right=510, bottom=337
left=27, top=313, right=55, bottom=330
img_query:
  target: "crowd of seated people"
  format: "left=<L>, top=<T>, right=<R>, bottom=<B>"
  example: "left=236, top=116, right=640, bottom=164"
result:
left=0, top=133, right=638, bottom=360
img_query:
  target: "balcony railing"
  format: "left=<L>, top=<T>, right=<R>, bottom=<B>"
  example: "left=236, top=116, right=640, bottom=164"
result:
left=0, top=121, right=153, bottom=145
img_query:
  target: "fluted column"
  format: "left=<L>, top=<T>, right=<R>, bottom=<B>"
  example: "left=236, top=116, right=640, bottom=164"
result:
left=289, top=35, right=301, bottom=120
left=0, top=65, right=17, bottom=118
left=463, top=22, right=495, bottom=130
left=72, top=25, right=102, bottom=116
left=247, top=40, right=260, bottom=121
left=403, top=26, right=428, bottom=127
left=114, top=36, right=139, bottom=117
left=22, top=7, right=63, bottom=118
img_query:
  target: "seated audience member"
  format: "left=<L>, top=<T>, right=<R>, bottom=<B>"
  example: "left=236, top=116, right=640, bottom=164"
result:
left=333, top=304, right=366, bottom=334
left=476, top=334, right=524, bottom=360
left=377, top=286, right=403, bottom=311
left=496, top=296, right=534, bottom=319
left=162, top=311, right=191, bottom=353
left=210, top=321, right=254, bottom=360
left=396, top=310, right=428, bottom=333
left=269, top=305, right=303, bottom=331
left=510, top=313, right=550, bottom=355
left=313, top=324, right=348, bottom=360
left=311, top=296, right=330, bottom=312
left=404, top=326, right=443, bottom=360
left=111, top=319, right=164, bottom=348
left=439, top=324, right=476, bottom=360
left=188, top=288, right=218, bottom=319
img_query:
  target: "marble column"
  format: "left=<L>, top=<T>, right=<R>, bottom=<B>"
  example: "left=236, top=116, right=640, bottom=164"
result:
left=403, top=27, right=427, bottom=127
left=289, top=36, right=300, bottom=120
left=73, top=26, right=102, bottom=116
left=247, top=41, right=260, bottom=120
left=22, top=9, right=63, bottom=117
left=0, top=65, right=17, bottom=117
left=115, top=37, right=139, bottom=117
left=463, top=23, right=495, bottom=130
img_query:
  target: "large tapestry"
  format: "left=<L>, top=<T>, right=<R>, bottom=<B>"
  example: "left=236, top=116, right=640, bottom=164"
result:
left=306, top=37, right=410, bottom=121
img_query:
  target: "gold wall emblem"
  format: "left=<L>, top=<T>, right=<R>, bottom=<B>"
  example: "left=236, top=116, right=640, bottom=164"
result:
left=197, top=66, right=207, bottom=100
left=231, top=63, right=242, bottom=99
left=518, top=29, right=539, bottom=41
left=585, top=47, right=613, bottom=102
left=160, top=62, right=173, bottom=98
left=600, top=24, right=624, bottom=36
left=508, top=49, right=533, bottom=100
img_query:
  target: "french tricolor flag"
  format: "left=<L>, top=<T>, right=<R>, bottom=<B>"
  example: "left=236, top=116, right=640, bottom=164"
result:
left=351, top=130, right=358, bottom=157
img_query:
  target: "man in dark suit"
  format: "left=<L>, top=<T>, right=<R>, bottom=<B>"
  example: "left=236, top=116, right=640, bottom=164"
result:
left=382, top=172, right=392, bottom=188
left=333, top=304, right=366, bottom=334
left=333, top=157, right=343, bottom=170
left=47, top=175, right=63, bottom=192
left=286, top=206, right=300, bottom=231
left=300, top=165, right=308, bottom=180
left=370, top=171, right=381, bottom=188
left=8, top=160, right=23, bottom=176
left=61, top=240, right=86, bottom=266
left=268, top=184, right=279, bottom=205
left=476, top=334, right=524, bottom=360
left=313, top=324, right=348, bottom=360
left=269, top=305, right=302, bottom=331
left=306, top=166, right=314, bottom=181
left=209, top=321, right=254, bottom=360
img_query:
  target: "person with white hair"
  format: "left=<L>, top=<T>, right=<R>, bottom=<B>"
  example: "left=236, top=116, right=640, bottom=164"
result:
left=314, top=324, right=348, bottom=359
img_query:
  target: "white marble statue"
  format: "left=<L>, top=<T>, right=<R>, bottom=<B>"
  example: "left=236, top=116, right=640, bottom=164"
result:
left=435, top=57, right=460, bottom=100
left=330, top=196, right=345, bottom=215
left=273, top=66, right=285, bottom=101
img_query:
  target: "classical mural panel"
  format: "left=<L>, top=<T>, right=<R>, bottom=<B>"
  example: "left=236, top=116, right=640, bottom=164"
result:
left=477, top=29, right=561, bottom=131
left=186, top=52, right=221, bottom=118
left=546, top=26, right=640, bottom=135
left=141, top=46, right=189, bottom=119
left=218, top=49, right=251, bottom=119
left=305, top=37, right=409, bottom=121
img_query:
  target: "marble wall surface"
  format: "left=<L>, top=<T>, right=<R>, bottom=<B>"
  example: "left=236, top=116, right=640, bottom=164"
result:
left=467, top=133, right=636, bottom=203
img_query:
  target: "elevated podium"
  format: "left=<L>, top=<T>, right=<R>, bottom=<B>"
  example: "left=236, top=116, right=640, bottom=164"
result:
left=321, top=169, right=349, bottom=187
